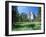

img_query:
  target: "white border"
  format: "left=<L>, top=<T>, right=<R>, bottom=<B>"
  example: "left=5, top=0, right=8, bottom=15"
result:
left=9, top=2, right=44, bottom=35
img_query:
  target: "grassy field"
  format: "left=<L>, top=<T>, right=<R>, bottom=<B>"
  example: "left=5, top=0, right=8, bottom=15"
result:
left=12, top=22, right=41, bottom=31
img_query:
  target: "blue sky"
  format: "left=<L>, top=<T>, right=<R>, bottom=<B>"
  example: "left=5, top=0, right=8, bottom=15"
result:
left=17, top=6, right=39, bottom=15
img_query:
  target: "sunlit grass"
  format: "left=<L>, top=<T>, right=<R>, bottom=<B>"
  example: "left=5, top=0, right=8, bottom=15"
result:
left=12, top=22, right=41, bottom=31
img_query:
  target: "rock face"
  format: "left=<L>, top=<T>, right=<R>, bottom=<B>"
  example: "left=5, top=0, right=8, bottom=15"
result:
left=30, top=12, right=34, bottom=20
left=27, top=12, right=34, bottom=21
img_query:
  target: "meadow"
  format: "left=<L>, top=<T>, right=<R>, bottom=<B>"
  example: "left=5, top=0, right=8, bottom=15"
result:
left=12, top=22, right=41, bottom=31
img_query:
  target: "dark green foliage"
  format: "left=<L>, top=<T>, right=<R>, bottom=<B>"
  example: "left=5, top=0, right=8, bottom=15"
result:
left=15, top=25, right=23, bottom=28
left=12, top=24, right=16, bottom=30
left=26, top=24, right=35, bottom=28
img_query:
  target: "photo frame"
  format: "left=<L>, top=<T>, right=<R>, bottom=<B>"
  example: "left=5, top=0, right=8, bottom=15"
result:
left=5, top=1, right=45, bottom=36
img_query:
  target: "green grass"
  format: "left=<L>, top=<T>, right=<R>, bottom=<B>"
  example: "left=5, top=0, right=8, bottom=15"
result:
left=12, top=22, right=41, bottom=31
